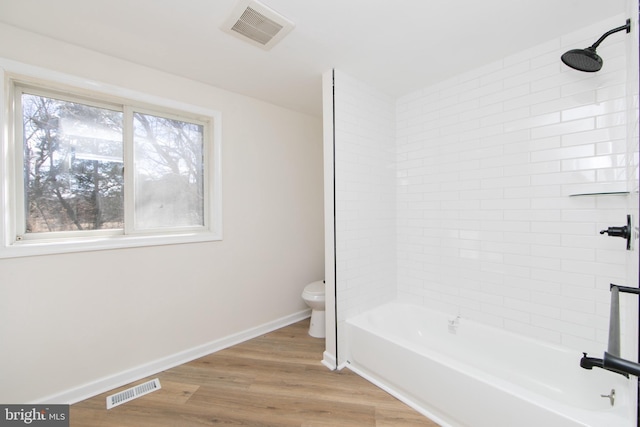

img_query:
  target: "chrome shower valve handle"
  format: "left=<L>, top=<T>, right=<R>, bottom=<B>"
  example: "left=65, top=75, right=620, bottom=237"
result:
left=600, top=389, right=615, bottom=407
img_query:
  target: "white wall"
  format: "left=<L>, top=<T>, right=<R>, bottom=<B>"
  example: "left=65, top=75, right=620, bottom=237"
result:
left=332, top=70, right=396, bottom=365
left=396, top=13, right=638, bottom=355
left=0, top=24, right=324, bottom=403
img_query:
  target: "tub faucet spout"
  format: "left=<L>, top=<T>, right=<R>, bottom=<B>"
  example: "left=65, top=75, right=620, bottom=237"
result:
left=581, top=352, right=632, bottom=378
left=580, top=352, right=604, bottom=370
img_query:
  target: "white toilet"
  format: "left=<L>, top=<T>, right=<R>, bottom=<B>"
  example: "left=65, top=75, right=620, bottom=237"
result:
left=302, top=280, right=325, bottom=338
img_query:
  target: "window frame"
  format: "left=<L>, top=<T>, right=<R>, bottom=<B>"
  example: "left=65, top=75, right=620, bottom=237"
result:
left=0, top=61, right=222, bottom=258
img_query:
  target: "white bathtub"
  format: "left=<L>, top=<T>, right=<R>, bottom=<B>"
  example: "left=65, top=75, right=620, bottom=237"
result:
left=345, top=302, right=635, bottom=427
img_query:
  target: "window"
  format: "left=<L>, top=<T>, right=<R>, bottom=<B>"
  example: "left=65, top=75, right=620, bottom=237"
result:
left=1, top=69, right=221, bottom=258
left=20, top=91, right=125, bottom=236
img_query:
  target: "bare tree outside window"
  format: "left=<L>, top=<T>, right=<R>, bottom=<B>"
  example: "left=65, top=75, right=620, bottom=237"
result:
left=22, top=94, right=124, bottom=233
left=133, top=112, right=205, bottom=230
left=21, top=93, right=206, bottom=236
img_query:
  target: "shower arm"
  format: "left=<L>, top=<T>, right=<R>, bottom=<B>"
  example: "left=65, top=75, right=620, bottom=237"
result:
left=589, top=19, right=631, bottom=50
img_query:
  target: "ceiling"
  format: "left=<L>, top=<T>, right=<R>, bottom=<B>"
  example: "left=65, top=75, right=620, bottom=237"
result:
left=0, top=0, right=628, bottom=116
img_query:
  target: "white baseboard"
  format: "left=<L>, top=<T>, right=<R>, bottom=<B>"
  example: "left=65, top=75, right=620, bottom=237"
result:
left=321, top=351, right=337, bottom=370
left=36, top=309, right=311, bottom=405
left=336, top=360, right=350, bottom=370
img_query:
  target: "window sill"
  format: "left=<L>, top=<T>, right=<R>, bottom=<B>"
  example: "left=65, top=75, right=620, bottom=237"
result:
left=0, top=231, right=222, bottom=259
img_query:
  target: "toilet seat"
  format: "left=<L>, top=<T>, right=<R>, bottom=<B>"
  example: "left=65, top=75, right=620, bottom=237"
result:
left=302, top=280, right=325, bottom=299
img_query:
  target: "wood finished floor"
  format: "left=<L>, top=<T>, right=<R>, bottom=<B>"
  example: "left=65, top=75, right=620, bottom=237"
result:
left=70, top=319, right=440, bottom=426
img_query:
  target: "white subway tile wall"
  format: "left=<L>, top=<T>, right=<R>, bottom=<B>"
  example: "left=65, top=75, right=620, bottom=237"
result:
left=396, top=14, right=637, bottom=353
left=333, top=14, right=638, bottom=357
left=333, top=70, right=397, bottom=352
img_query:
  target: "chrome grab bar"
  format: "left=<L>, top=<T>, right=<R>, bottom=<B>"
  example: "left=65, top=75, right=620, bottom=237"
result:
left=580, top=284, right=640, bottom=378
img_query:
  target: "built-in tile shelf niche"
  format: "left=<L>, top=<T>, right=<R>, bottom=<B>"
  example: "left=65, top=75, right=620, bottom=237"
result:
left=569, top=191, right=632, bottom=197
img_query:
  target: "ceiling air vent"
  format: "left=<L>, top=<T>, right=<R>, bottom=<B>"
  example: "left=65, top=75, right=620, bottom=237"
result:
left=221, top=0, right=295, bottom=50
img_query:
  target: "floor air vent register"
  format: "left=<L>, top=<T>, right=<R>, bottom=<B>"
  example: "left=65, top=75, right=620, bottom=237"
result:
left=106, top=378, right=161, bottom=409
